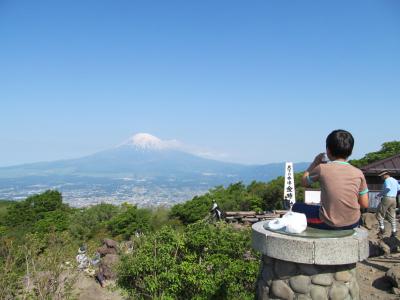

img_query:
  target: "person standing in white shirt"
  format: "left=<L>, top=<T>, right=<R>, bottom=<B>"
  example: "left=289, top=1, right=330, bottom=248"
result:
left=376, top=170, right=400, bottom=238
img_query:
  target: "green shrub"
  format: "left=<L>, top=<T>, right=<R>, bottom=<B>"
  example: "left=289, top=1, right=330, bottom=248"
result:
left=69, top=203, right=119, bottom=241
left=108, top=203, right=151, bottom=239
left=118, top=221, right=259, bottom=299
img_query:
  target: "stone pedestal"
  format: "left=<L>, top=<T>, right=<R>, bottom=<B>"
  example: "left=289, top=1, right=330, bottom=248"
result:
left=252, top=221, right=369, bottom=300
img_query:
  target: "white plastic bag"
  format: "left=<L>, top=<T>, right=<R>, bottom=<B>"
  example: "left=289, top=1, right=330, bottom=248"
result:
left=267, top=217, right=287, bottom=230
left=282, top=211, right=307, bottom=234
left=267, top=211, right=307, bottom=234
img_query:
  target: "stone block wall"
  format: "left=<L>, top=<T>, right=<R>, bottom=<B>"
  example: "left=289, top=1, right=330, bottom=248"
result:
left=224, top=211, right=284, bottom=225
left=256, top=255, right=359, bottom=300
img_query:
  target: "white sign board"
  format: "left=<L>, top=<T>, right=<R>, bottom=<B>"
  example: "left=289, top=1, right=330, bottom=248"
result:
left=284, top=162, right=295, bottom=205
left=304, top=190, right=321, bottom=204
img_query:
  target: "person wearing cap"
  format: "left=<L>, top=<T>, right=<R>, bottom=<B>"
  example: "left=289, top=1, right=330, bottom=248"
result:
left=376, top=170, right=400, bottom=237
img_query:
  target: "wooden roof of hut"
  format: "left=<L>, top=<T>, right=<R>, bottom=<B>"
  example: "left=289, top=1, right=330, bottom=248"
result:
left=360, top=153, right=400, bottom=177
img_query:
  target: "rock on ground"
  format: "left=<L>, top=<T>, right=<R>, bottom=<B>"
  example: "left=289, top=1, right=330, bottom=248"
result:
left=386, top=266, right=400, bottom=288
left=72, top=272, right=125, bottom=300
left=358, top=213, right=400, bottom=299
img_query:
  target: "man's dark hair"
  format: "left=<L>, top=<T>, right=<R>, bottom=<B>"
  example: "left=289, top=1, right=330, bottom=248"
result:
left=326, top=129, right=354, bottom=159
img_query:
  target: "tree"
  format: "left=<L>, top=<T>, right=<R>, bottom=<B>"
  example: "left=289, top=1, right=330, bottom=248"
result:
left=350, top=141, right=400, bottom=167
left=170, top=183, right=265, bottom=225
left=261, top=173, right=311, bottom=210
left=69, top=203, right=119, bottom=241
left=34, top=210, right=70, bottom=234
left=4, top=190, right=71, bottom=236
left=170, top=193, right=214, bottom=225
left=107, top=203, right=151, bottom=239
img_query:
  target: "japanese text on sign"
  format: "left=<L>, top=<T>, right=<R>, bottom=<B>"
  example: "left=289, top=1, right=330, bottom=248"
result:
left=284, top=162, right=296, bottom=204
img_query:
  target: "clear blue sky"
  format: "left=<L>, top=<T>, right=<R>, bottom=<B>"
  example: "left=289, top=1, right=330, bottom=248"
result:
left=0, top=0, right=399, bottom=166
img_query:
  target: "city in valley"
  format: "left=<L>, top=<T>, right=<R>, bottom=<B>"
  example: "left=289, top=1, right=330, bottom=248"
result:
left=0, top=176, right=210, bottom=207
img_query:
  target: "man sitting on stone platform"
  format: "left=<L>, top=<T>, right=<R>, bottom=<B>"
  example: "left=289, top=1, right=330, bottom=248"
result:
left=293, top=129, right=369, bottom=230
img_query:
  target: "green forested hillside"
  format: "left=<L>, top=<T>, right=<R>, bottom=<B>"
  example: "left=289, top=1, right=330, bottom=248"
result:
left=0, top=184, right=267, bottom=299
left=0, top=156, right=331, bottom=299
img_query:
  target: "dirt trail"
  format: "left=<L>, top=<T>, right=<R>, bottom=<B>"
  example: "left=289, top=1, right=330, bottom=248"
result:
left=358, top=254, right=400, bottom=299
left=72, top=272, right=125, bottom=300
left=358, top=214, right=400, bottom=299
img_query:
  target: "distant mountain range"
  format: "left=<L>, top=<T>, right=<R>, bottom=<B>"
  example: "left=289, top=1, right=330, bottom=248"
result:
left=0, top=133, right=309, bottom=206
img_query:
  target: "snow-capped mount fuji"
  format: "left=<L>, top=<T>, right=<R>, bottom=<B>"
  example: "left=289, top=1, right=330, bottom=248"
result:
left=118, top=133, right=180, bottom=151
left=75, top=133, right=248, bottom=178
left=0, top=131, right=309, bottom=181
left=0, top=133, right=308, bottom=206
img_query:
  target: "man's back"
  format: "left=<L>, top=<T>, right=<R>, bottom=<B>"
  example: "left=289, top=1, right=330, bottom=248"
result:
left=310, top=161, right=367, bottom=227
left=383, top=177, right=400, bottom=197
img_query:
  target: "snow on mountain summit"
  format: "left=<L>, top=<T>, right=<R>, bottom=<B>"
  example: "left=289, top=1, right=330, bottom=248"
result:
left=131, top=133, right=163, bottom=149
left=120, top=133, right=180, bottom=150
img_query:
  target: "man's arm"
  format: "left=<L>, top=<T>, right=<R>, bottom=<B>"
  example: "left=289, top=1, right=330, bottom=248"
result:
left=358, top=193, right=369, bottom=208
left=301, top=171, right=311, bottom=187
left=377, top=180, right=389, bottom=197
left=301, top=153, right=325, bottom=187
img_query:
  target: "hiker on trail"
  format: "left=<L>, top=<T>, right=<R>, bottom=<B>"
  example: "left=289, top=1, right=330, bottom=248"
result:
left=293, top=129, right=369, bottom=230
left=211, top=201, right=222, bottom=221
left=376, top=170, right=400, bottom=237
left=76, top=246, right=90, bottom=270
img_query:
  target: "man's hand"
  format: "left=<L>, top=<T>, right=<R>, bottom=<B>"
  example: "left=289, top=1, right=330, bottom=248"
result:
left=302, top=153, right=325, bottom=187
left=313, top=152, right=326, bottom=165
left=307, top=153, right=326, bottom=172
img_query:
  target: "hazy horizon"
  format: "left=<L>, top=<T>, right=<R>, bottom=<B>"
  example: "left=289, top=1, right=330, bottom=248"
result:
left=0, top=132, right=312, bottom=168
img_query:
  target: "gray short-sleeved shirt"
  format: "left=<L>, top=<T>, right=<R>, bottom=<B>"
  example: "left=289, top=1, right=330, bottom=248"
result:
left=308, top=161, right=368, bottom=227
